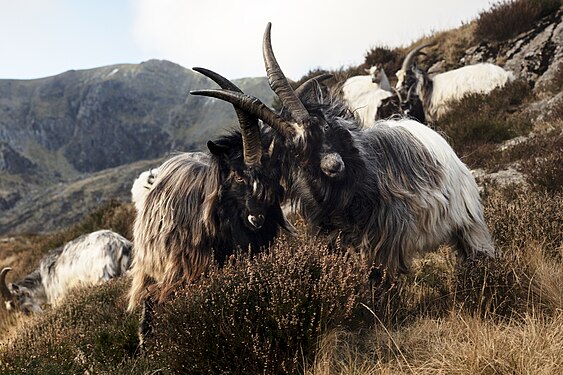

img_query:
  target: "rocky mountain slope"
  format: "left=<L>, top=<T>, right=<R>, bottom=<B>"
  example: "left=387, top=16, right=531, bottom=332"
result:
left=0, top=61, right=275, bottom=234
left=0, top=8, right=560, bottom=236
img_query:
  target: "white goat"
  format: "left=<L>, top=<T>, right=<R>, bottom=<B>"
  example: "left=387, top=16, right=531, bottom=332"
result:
left=396, top=44, right=515, bottom=121
left=1, top=230, right=132, bottom=313
left=342, top=64, right=393, bottom=128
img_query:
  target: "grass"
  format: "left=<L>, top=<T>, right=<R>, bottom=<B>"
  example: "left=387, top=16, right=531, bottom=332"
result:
left=0, top=2, right=561, bottom=373
left=0, top=181, right=560, bottom=374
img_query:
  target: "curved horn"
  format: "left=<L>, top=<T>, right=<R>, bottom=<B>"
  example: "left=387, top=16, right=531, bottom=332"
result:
left=191, top=89, right=297, bottom=140
left=193, top=67, right=262, bottom=166
left=392, top=87, right=403, bottom=104
left=294, top=73, right=333, bottom=100
left=0, top=267, right=13, bottom=301
left=262, top=22, right=310, bottom=124
left=399, top=42, right=436, bottom=73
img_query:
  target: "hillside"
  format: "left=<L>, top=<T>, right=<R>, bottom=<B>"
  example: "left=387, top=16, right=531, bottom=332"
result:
left=0, top=60, right=275, bottom=234
left=0, top=2, right=561, bottom=374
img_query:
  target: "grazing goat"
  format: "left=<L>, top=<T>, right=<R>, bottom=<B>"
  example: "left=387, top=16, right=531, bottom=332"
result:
left=131, top=168, right=160, bottom=212
left=1, top=230, right=132, bottom=314
left=396, top=43, right=515, bottom=122
left=127, top=79, right=289, bottom=343
left=342, top=65, right=394, bottom=128
left=194, top=23, right=496, bottom=278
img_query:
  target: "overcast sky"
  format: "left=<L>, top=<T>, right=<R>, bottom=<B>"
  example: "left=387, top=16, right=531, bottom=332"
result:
left=1, top=0, right=500, bottom=81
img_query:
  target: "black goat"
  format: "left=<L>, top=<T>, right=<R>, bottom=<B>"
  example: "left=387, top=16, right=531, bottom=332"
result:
left=128, top=88, right=289, bottom=345
left=193, top=23, right=496, bottom=279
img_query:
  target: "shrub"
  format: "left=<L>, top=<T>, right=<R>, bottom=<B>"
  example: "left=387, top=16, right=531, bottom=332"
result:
left=363, top=46, right=402, bottom=83
left=147, top=234, right=370, bottom=374
left=0, top=278, right=144, bottom=374
left=436, top=79, right=533, bottom=162
left=475, top=0, right=562, bottom=42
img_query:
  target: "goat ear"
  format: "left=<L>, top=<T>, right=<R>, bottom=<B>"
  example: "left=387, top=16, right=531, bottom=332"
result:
left=207, top=140, right=229, bottom=157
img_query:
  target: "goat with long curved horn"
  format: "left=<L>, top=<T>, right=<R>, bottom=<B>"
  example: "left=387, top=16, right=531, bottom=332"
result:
left=395, top=42, right=436, bottom=89
left=192, top=67, right=263, bottom=166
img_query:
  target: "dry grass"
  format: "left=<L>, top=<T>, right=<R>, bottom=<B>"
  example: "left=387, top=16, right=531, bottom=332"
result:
left=475, top=0, right=562, bottom=42
left=0, top=3, right=561, bottom=372
left=0, top=181, right=559, bottom=374
left=308, top=311, right=563, bottom=375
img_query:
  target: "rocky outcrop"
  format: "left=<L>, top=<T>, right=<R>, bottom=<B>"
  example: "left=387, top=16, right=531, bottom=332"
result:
left=459, top=8, right=563, bottom=127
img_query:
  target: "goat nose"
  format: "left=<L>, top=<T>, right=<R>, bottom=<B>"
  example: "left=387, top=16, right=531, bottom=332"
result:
left=320, top=153, right=344, bottom=178
left=247, top=214, right=265, bottom=229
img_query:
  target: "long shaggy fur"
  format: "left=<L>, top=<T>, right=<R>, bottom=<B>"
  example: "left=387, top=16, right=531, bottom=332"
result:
left=273, top=89, right=495, bottom=275
left=408, top=63, right=515, bottom=122
left=341, top=72, right=393, bottom=128
left=128, top=133, right=288, bottom=311
left=3, top=230, right=131, bottom=313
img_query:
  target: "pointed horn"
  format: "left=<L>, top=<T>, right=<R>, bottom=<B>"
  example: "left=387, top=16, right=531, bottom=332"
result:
left=0, top=267, right=13, bottom=301
left=399, top=42, right=436, bottom=75
left=193, top=67, right=262, bottom=166
left=294, top=73, right=333, bottom=100
left=191, top=89, right=297, bottom=140
left=262, top=22, right=310, bottom=124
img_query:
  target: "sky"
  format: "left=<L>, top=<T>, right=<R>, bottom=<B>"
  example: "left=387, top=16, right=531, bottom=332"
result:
left=1, top=0, right=500, bottom=81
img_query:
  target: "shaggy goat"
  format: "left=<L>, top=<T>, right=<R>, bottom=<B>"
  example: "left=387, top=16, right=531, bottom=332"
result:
left=396, top=43, right=515, bottom=122
left=127, top=81, right=289, bottom=342
left=1, top=230, right=131, bottom=314
left=193, top=23, right=496, bottom=278
left=342, top=64, right=394, bottom=128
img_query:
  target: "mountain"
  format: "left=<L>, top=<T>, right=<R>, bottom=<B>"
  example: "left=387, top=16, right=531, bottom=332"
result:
left=0, top=8, right=561, bottom=236
left=0, top=60, right=276, bottom=234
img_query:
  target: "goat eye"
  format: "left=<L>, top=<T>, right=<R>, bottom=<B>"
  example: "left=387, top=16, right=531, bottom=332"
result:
left=234, top=175, right=245, bottom=183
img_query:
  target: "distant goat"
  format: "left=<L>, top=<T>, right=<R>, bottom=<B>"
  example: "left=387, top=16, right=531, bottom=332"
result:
left=131, top=168, right=159, bottom=212
left=396, top=43, right=515, bottom=122
left=195, top=23, right=496, bottom=279
left=1, top=230, right=132, bottom=314
left=128, top=71, right=289, bottom=344
left=342, top=64, right=394, bottom=128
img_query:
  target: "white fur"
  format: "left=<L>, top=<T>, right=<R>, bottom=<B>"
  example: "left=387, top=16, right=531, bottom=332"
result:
left=42, top=230, right=132, bottom=304
left=371, top=119, right=495, bottom=257
left=131, top=168, right=160, bottom=212
left=342, top=68, right=393, bottom=129
left=5, top=230, right=132, bottom=313
left=398, top=63, right=515, bottom=121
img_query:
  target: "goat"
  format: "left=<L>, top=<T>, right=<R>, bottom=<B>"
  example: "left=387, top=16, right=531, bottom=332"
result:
left=127, top=77, right=289, bottom=344
left=193, top=23, right=496, bottom=279
left=1, top=230, right=132, bottom=314
left=342, top=64, right=394, bottom=128
left=396, top=43, right=515, bottom=122
left=131, top=168, right=160, bottom=212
